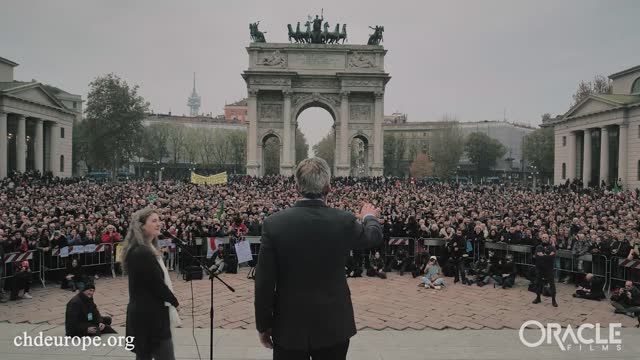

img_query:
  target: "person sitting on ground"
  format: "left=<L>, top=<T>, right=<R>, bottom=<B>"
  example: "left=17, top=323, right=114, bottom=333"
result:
left=611, top=281, right=640, bottom=317
left=493, top=253, right=516, bottom=289
left=62, top=257, right=88, bottom=291
left=573, top=273, right=606, bottom=300
left=469, top=255, right=491, bottom=287
left=420, top=256, right=444, bottom=289
left=65, top=283, right=117, bottom=337
left=366, top=251, right=387, bottom=279
left=345, top=250, right=363, bottom=278
left=385, top=246, right=411, bottom=276
left=10, top=261, right=32, bottom=300
left=208, top=244, right=227, bottom=275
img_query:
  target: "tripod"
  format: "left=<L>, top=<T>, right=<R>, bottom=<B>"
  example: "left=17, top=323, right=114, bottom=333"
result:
left=164, top=232, right=235, bottom=360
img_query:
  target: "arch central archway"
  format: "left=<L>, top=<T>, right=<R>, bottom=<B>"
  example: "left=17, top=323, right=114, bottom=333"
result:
left=242, top=42, right=390, bottom=177
left=296, top=105, right=334, bottom=171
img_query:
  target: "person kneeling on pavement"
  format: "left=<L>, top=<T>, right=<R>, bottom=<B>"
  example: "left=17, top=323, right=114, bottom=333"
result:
left=492, top=253, right=516, bottom=289
left=610, top=281, right=640, bottom=318
left=208, top=244, right=227, bottom=275
left=385, top=246, right=411, bottom=276
left=419, top=256, right=445, bottom=289
left=573, top=273, right=606, bottom=300
left=65, top=283, right=117, bottom=337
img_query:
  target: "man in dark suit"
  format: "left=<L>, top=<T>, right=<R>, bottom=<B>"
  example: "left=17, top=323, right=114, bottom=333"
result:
left=255, top=157, right=383, bottom=360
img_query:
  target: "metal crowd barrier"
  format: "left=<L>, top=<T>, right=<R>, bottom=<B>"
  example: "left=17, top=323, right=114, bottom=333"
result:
left=42, top=243, right=116, bottom=285
left=1, top=250, right=44, bottom=288
left=609, top=257, right=640, bottom=291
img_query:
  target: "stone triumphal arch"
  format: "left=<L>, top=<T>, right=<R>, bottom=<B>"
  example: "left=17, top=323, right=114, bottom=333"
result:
left=243, top=43, right=390, bottom=177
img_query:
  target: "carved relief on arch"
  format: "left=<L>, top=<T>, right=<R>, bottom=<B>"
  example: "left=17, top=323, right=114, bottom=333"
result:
left=259, top=104, right=283, bottom=121
left=292, top=92, right=340, bottom=108
left=350, top=131, right=370, bottom=144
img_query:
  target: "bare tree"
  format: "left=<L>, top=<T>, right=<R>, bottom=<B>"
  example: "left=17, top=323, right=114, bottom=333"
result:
left=430, top=116, right=464, bottom=180
left=572, top=74, right=612, bottom=106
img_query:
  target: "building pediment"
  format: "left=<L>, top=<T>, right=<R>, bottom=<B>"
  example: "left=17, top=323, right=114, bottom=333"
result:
left=2, top=83, right=66, bottom=109
left=564, top=96, right=618, bottom=119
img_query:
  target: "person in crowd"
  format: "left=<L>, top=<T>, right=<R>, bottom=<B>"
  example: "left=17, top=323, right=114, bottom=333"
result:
left=573, top=273, right=606, bottom=300
left=121, top=208, right=180, bottom=360
left=208, top=244, right=227, bottom=275
left=345, top=250, right=364, bottom=278
left=10, top=260, right=33, bottom=300
left=101, top=224, right=121, bottom=244
left=420, top=256, right=445, bottom=289
left=611, top=281, right=640, bottom=319
left=367, top=251, right=387, bottom=279
left=62, top=257, right=88, bottom=291
left=469, top=255, right=491, bottom=287
left=532, top=233, right=558, bottom=307
left=493, top=253, right=516, bottom=289
left=385, top=246, right=411, bottom=276
left=448, top=229, right=468, bottom=285
left=65, top=283, right=117, bottom=337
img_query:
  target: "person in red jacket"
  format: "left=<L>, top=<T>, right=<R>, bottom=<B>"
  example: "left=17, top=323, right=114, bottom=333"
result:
left=101, top=225, right=121, bottom=244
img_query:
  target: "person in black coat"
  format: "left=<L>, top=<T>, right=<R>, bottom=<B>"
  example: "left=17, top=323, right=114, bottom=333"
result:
left=254, top=158, right=383, bottom=360
left=65, top=283, right=116, bottom=336
left=573, top=273, right=606, bottom=300
left=122, top=208, right=180, bottom=360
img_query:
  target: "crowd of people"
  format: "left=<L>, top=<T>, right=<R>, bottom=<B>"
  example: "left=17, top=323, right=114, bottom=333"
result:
left=1, top=172, right=640, bottom=314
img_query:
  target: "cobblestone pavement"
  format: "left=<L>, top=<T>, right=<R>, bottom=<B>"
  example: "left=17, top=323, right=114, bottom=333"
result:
left=1, top=268, right=637, bottom=331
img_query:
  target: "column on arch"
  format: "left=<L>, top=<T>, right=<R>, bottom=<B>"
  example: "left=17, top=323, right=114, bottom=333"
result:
left=582, top=128, right=591, bottom=187
left=371, top=91, right=384, bottom=176
left=246, top=89, right=259, bottom=176
left=49, top=122, right=59, bottom=176
left=0, top=112, right=7, bottom=178
left=281, top=90, right=293, bottom=176
left=338, top=90, right=350, bottom=176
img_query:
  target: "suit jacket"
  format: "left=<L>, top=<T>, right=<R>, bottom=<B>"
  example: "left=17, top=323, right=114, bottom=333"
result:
left=254, top=199, right=383, bottom=350
left=125, top=245, right=178, bottom=356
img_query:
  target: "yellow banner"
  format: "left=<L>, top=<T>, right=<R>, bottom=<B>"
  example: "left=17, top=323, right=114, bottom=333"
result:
left=191, top=171, right=228, bottom=185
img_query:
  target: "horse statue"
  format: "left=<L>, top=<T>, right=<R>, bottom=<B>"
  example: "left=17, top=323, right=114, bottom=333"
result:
left=325, top=23, right=340, bottom=44
left=321, top=22, right=331, bottom=43
left=287, top=24, right=296, bottom=43
left=367, top=25, right=383, bottom=45
left=338, top=24, right=347, bottom=44
left=303, top=21, right=312, bottom=43
left=250, top=21, right=266, bottom=43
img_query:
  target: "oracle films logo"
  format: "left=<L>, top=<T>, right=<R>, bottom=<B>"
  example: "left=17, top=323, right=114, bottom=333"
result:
left=519, top=320, right=623, bottom=352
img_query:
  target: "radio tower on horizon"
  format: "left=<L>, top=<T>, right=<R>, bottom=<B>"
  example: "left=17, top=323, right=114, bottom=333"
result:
left=187, top=72, right=201, bottom=116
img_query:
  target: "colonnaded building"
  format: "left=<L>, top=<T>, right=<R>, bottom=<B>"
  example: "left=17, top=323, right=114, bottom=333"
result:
left=0, top=56, right=81, bottom=179
left=543, top=65, right=640, bottom=190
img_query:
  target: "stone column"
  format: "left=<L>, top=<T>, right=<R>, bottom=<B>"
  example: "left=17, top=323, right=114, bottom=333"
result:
left=16, top=114, right=26, bottom=173
left=280, top=90, right=293, bottom=176
left=582, top=129, right=591, bottom=188
left=49, top=122, right=58, bottom=176
left=599, top=126, right=609, bottom=185
left=567, top=132, right=576, bottom=181
left=618, top=123, right=628, bottom=186
left=34, top=119, right=44, bottom=174
left=337, top=90, right=350, bottom=177
left=246, top=89, right=259, bottom=176
left=0, top=112, right=7, bottom=178
left=371, top=91, right=384, bottom=176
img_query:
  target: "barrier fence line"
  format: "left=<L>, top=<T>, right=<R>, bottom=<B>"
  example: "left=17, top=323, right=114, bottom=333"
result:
left=2, top=237, right=638, bottom=294
left=1, top=249, right=44, bottom=288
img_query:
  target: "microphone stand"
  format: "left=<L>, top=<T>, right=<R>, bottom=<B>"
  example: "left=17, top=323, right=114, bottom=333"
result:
left=163, top=231, right=235, bottom=360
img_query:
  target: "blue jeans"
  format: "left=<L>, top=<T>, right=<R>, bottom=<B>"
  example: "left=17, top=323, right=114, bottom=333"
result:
left=493, top=274, right=515, bottom=287
left=423, top=277, right=444, bottom=286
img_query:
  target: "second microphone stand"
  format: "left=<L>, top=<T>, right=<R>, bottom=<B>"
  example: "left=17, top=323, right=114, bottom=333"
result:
left=165, top=232, right=235, bottom=360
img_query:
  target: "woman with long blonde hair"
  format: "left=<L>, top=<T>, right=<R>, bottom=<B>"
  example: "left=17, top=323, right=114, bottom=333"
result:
left=122, top=208, right=180, bottom=360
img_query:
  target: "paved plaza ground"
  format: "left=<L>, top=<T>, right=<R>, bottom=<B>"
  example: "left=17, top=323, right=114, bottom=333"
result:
left=1, top=268, right=639, bottom=359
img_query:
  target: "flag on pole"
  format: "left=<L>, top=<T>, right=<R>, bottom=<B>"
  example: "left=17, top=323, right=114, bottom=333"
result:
left=217, top=200, right=225, bottom=220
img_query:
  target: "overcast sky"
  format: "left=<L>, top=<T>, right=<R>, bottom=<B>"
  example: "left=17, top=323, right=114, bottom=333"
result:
left=1, top=0, right=639, bottom=149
